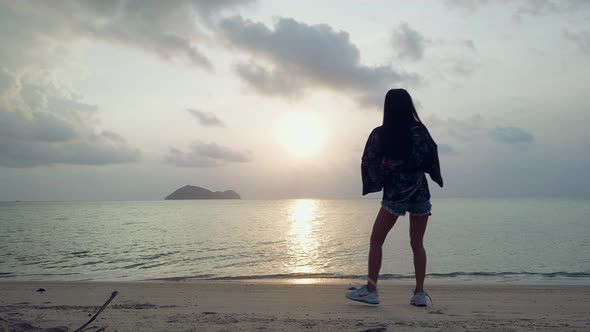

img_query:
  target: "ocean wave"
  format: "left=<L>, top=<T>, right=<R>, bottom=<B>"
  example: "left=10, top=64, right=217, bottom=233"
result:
left=5, top=272, right=82, bottom=278
left=423, top=271, right=590, bottom=278
left=148, top=271, right=590, bottom=282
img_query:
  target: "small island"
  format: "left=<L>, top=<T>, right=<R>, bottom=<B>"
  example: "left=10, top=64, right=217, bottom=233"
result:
left=165, top=185, right=241, bottom=200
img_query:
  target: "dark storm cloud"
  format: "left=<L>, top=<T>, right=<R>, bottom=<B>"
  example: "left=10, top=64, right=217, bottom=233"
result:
left=186, top=109, right=225, bottom=127
left=219, top=16, right=420, bottom=108
left=165, top=142, right=251, bottom=168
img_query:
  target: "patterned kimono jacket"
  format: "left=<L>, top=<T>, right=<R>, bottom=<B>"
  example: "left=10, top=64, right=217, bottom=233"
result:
left=361, top=123, right=443, bottom=203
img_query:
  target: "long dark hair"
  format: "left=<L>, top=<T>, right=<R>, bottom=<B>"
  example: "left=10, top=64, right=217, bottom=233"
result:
left=380, top=89, right=421, bottom=159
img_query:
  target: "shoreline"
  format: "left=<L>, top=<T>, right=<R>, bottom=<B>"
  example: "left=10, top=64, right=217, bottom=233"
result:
left=1, top=281, right=588, bottom=331
left=2, top=274, right=589, bottom=286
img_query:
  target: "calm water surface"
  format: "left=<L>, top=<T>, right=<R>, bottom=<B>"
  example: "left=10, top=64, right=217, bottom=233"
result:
left=0, top=198, right=588, bottom=284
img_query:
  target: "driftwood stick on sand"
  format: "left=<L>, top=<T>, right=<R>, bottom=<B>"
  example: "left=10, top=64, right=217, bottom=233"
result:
left=30, top=312, right=46, bottom=326
left=73, top=291, right=118, bottom=332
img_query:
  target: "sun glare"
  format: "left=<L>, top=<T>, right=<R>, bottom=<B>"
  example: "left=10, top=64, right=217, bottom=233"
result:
left=288, top=199, right=320, bottom=275
left=279, top=114, right=322, bottom=158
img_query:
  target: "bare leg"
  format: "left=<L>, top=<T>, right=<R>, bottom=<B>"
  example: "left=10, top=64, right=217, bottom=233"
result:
left=367, top=207, right=398, bottom=291
left=409, top=214, right=429, bottom=293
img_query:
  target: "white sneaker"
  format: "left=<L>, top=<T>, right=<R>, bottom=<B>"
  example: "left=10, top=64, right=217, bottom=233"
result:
left=345, top=285, right=379, bottom=305
left=410, top=291, right=432, bottom=307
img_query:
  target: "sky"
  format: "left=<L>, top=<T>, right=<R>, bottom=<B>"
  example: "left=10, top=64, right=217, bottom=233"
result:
left=0, top=0, right=589, bottom=201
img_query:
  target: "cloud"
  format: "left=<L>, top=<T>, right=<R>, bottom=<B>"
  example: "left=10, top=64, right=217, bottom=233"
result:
left=564, top=30, right=590, bottom=53
left=0, top=137, right=140, bottom=168
left=196, top=142, right=251, bottom=161
left=432, top=38, right=476, bottom=51
left=165, top=142, right=251, bottom=167
left=514, top=0, right=589, bottom=17
left=428, top=114, right=486, bottom=141
left=528, top=47, right=546, bottom=56
left=0, top=5, right=66, bottom=70
left=460, top=39, right=477, bottom=51
left=0, top=70, right=139, bottom=167
left=391, top=23, right=427, bottom=61
left=427, top=114, right=535, bottom=146
left=166, top=147, right=217, bottom=167
left=234, top=62, right=303, bottom=98
left=186, top=109, right=225, bottom=127
left=449, top=58, right=478, bottom=76
left=0, top=107, right=78, bottom=143
left=446, top=0, right=590, bottom=17
left=219, top=16, right=419, bottom=107
left=438, top=143, right=459, bottom=155
left=445, top=0, right=493, bottom=11
left=489, top=126, right=535, bottom=144
left=191, top=0, right=257, bottom=18
left=1, top=0, right=257, bottom=71
left=0, top=69, right=14, bottom=94
left=2, top=3, right=416, bottom=108
left=427, top=38, right=479, bottom=78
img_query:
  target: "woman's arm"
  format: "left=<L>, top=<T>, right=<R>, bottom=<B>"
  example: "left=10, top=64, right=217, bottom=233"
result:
left=361, top=127, right=389, bottom=195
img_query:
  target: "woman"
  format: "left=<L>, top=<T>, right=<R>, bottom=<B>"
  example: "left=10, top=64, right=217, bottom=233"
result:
left=346, top=89, right=443, bottom=306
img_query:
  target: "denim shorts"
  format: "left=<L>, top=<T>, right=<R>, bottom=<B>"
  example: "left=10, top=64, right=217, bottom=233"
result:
left=381, top=200, right=432, bottom=217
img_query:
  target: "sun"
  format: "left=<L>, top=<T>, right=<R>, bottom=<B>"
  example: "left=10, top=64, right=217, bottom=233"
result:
left=279, top=114, right=322, bottom=158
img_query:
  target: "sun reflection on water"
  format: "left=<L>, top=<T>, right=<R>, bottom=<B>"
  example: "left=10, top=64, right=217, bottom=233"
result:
left=287, top=199, right=321, bottom=275
left=289, top=278, right=318, bottom=285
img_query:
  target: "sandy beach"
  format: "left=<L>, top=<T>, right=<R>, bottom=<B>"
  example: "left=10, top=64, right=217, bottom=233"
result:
left=0, top=281, right=588, bottom=331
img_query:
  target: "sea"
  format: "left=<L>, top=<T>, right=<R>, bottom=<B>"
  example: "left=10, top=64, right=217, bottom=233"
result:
left=0, top=198, right=589, bottom=284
